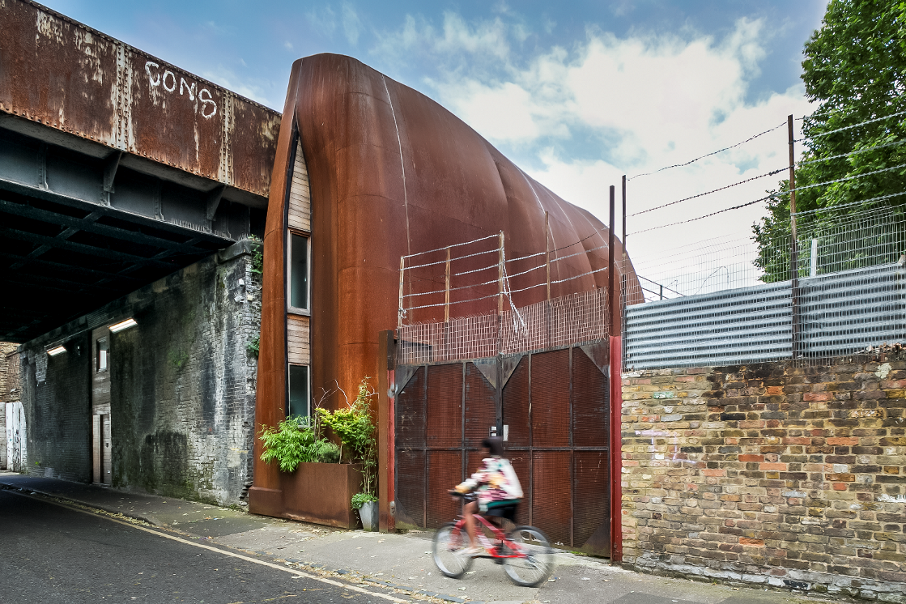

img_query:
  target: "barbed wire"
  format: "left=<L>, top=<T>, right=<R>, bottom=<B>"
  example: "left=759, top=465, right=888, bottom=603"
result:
left=630, top=185, right=906, bottom=236
left=628, top=165, right=788, bottom=217
left=628, top=196, right=769, bottom=236
left=790, top=162, right=906, bottom=194
left=405, top=246, right=497, bottom=271
left=402, top=275, right=499, bottom=299
left=628, top=121, right=787, bottom=181
left=792, top=190, right=906, bottom=217
left=402, top=232, right=499, bottom=259
left=796, top=139, right=905, bottom=167
left=454, top=262, right=499, bottom=277
left=405, top=291, right=500, bottom=311
left=795, top=108, right=906, bottom=143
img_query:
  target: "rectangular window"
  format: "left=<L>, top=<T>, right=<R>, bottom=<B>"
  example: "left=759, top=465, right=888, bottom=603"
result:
left=288, top=364, right=309, bottom=418
left=96, top=337, right=108, bottom=372
left=289, top=233, right=309, bottom=311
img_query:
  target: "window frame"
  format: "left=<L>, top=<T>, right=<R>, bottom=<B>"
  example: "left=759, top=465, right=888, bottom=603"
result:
left=286, top=230, right=311, bottom=315
left=287, top=363, right=310, bottom=418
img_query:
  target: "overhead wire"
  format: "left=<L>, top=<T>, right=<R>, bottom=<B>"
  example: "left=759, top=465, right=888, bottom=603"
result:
left=628, top=121, right=787, bottom=181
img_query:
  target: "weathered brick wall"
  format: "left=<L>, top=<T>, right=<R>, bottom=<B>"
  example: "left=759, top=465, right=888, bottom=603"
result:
left=20, top=334, right=92, bottom=481
left=19, top=240, right=261, bottom=505
left=0, top=342, right=19, bottom=400
left=622, top=359, right=906, bottom=602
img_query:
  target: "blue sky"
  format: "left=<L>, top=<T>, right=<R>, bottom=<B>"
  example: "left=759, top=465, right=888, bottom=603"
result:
left=42, top=0, right=829, bottom=283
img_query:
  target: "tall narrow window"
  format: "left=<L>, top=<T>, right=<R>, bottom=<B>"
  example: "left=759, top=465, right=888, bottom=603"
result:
left=289, top=233, right=309, bottom=311
left=288, top=364, right=309, bottom=418
left=96, top=337, right=108, bottom=372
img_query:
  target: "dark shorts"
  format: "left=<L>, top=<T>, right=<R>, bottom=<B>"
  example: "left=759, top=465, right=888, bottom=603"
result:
left=484, top=499, right=520, bottom=522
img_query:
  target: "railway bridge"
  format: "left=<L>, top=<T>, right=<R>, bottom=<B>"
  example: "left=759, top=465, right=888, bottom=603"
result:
left=0, top=0, right=279, bottom=343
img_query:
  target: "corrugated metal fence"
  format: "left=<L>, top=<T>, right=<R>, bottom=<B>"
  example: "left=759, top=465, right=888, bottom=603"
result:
left=624, top=263, right=906, bottom=369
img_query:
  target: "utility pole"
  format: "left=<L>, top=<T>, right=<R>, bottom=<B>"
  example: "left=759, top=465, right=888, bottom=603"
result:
left=788, top=114, right=800, bottom=358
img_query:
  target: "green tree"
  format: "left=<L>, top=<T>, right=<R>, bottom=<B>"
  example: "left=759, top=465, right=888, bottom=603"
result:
left=754, top=0, right=906, bottom=281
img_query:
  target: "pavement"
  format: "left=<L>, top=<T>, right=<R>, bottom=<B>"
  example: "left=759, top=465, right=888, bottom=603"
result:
left=0, top=472, right=845, bottom=604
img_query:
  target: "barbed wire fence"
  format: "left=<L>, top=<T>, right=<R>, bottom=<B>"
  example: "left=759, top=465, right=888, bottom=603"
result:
left=394, top=107, right=906, bottom=368
left=621, top=108, right=906, bottom=369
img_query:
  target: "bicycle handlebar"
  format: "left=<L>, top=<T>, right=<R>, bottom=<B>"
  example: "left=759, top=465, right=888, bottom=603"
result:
left=448, top=490, right=476, bottom=502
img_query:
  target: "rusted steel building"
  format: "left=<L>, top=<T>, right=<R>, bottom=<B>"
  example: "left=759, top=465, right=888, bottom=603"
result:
left=250, top=55, right=633, bottom=554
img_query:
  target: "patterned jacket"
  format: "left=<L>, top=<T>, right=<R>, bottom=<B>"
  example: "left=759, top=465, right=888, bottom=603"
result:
left=455, top=456, right=524, bottom=510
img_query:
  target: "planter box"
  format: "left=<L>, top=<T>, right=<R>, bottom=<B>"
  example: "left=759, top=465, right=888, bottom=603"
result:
left=278, top=462, right=363, bottom=529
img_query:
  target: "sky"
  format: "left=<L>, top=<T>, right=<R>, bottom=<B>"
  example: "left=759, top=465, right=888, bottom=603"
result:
left=42, top=0, right=829, bottom=295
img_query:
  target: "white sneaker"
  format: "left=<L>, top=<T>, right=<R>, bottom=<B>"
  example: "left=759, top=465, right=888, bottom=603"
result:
left=460, top=545, right=484, bottom=557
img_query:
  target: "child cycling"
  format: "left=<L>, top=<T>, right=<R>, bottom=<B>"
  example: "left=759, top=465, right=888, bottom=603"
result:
left=450, top=436, right=523, bottom=556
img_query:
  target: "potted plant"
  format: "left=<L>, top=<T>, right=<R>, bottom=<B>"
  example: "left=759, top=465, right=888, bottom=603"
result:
left=259, top=414, right=340, bottom=470
left=318, top=379, right=378, bottom=530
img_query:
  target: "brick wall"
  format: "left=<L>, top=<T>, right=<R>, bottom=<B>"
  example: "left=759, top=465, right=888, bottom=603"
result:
left=622, top=359, right=906, bottom=601
left=19, top=240, right=262, bottom=505
left=0, top=342, right=19, bottom=400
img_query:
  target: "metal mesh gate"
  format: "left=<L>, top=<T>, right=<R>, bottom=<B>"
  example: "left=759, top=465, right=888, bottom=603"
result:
left=394, top=341, right=612, bottom=556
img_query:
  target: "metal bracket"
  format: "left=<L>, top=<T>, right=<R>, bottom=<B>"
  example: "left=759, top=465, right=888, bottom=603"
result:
left=206, top=184, right=226, bottom=222
left=103, top=151, right=123, bottom=194
left=102, top=150, right=123, bottom=205
left=36, top=143, right=48, bottom=189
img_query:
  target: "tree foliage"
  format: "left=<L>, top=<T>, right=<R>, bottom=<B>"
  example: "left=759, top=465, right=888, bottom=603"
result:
left=754, top=1, right=906, bottom=281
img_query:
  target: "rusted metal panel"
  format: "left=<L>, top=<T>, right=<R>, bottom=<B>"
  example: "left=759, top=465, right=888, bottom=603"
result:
left=231, top=96, right=283, bottom=197
left=0, top=0, right=279, bottom=197
left=128, top=51, right=224, bottom=181
left=0, top=0, right=120, bottom=145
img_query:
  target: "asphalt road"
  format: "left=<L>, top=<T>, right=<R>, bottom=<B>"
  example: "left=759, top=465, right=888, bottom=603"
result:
left=0, top=489, right=415, bottom=604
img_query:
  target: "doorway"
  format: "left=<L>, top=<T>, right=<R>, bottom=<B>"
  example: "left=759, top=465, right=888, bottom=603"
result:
left=91, top=327, right=112, bottom=484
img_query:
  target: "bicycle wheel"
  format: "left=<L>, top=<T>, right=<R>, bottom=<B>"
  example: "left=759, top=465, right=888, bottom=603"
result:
left=433, top=522, right=474, bottom=579
left=502, top=525, right=554, bottom=587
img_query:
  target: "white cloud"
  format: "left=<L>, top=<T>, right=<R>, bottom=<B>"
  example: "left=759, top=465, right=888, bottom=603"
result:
left=407, top=16, right=813, bottom=276
left=201, top=67, right=277, bottom=109
left=373, top=12, right=511, bottom=61
left=342, top=3, right=362, bottom=46
left=306, top=7, right=337, bottom=38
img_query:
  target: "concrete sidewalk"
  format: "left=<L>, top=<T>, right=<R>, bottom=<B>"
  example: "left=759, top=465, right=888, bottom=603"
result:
left=0, top=473, right=839, bottom=604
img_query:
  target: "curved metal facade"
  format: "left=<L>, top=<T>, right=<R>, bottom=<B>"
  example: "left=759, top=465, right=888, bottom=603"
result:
left=251, top=54, right=633, bottom=516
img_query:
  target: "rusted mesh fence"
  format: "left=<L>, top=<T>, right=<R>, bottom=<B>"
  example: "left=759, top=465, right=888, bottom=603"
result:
left=397, top=287, right=609, bottom=365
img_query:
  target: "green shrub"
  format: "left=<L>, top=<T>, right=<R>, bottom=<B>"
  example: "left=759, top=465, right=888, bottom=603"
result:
left=318, top=379, right=377, bottom=508
left=258, top=415, right=339, bottom=472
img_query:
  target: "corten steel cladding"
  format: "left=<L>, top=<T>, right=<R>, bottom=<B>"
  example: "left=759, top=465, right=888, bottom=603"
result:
left=393, top=347, right=612, bottom=554
left=0, top=0, right=279, bottom=197
left=248, top=62, right=303, bottom=517
left=253, top=53, right=635, bottom=519
left=260, top=53, right=632, bottom=408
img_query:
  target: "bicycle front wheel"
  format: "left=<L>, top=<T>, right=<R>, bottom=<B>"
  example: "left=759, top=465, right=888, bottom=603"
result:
left=433, top=522, right=473, bottom=579
left=503, top=525, right=554, bottom=587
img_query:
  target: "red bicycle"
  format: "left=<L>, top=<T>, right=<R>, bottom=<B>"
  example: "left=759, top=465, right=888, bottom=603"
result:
left=432, top=493, right=554, bottom=587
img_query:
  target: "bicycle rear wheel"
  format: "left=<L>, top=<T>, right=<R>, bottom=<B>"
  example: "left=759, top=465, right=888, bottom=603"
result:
left=502, top=525, right=554, bottom=587
left=433, top=522, right=474, bottom=579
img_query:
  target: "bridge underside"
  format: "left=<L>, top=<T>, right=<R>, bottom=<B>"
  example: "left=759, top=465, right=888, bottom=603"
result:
left=0, top=116, right=266, bottom=343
